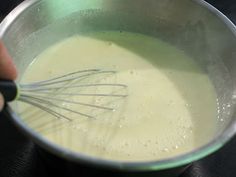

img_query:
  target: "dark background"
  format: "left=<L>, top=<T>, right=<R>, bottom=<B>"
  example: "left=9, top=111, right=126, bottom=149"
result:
left=0, top=0, right=236, bottom=177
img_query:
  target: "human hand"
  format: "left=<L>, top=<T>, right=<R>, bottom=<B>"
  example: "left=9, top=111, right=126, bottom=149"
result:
left=0, top=41, right=17, bottom=112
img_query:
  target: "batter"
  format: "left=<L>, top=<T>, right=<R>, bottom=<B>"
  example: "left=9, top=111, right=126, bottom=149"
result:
left=19, top=31, right=217, bottom=161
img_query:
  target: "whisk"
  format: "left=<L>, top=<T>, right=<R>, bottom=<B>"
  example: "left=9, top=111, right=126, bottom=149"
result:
left=0, top=69, right=128, bottom=121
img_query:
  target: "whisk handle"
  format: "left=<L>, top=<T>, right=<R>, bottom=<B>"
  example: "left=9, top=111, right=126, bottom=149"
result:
left=0, top=80, right=18, bottom=102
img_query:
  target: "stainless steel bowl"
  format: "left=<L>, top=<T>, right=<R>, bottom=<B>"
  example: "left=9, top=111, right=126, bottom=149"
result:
left=1, top=0, right=236, bottom=174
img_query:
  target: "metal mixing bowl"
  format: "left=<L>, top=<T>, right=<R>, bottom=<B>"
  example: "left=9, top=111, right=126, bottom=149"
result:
left=1, top=0, right=236, bottom=175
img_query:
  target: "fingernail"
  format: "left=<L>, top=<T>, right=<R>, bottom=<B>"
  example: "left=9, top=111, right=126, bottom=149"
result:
left=0, top=92, right=4, bottom=112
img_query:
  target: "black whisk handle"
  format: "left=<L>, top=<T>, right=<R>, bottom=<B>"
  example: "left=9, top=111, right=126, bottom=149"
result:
left=0, top=80, right=18, bottom=102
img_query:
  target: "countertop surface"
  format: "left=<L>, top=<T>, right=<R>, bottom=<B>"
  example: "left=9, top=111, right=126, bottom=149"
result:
left=0, top=0, right=236, bottom=177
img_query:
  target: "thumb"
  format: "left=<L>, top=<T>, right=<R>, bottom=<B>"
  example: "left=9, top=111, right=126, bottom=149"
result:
left=0, top=92, right=4, bottom=112
left=0, top=41, right=17, bottom=80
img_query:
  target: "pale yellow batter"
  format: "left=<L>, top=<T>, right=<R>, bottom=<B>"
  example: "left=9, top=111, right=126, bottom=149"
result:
left=18, top=31, right=217, bottom=161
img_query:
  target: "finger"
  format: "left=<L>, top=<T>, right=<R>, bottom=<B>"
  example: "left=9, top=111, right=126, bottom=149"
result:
left=0, top=41, right=17, bottom=80
left=0, top=92, right=4, bottom=112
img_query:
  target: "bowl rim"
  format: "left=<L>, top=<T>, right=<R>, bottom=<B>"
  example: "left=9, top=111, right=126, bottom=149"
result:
left=1, top=0, right=236, bottom=171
